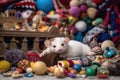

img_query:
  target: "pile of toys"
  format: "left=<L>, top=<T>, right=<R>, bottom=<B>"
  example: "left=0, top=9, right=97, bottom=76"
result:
left=0, top=0, right=120, bottom=79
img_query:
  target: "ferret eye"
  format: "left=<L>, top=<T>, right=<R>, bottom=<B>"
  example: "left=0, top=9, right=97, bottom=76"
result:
left=61, top=43, right=64, bottom=46
left=53, top=45, right=56, bottom=48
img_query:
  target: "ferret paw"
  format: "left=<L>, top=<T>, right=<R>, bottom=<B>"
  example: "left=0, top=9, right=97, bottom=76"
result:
left=60, top=54, right=67, bottom=59
left=87, top=52, right=95, bottom=56
left=40, top=50, right=49, bottom=57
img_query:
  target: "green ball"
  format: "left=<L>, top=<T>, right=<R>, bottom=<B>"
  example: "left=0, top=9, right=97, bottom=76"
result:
left=86, top=67, right=96, bottom=76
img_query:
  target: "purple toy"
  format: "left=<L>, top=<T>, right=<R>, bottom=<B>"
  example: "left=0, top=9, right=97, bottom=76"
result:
left=80, top=4, right=87, bottom=12
left=69, top=6, right=81, bottom=17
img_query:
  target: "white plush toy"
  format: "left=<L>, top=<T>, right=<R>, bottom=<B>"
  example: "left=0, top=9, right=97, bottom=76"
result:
left=40, top=37, right=95, bottom=58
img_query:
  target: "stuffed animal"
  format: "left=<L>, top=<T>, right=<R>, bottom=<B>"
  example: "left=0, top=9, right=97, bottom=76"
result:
left=40, top=37, right=95, bottom=58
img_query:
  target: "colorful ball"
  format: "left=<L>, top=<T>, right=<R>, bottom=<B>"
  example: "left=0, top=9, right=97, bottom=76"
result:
left=0, top=60, right=10, bottom=71
left=69, top=6, right=81, bottom=17
left=33, top=61, right=47, bottom=75
left=36, top=0, right=55, bottom=13
left=75, top=21, right=87, bottom=32
left=86, top=67, right=96, bottom=76
left=104, top=47, right=118, bottom=58
left=70, top=0, right=80, bottom=7
left=68, top=26, right=78, bottom=34
left=73, top=64, right=81, bottom=72
left=101, top=40, right=115, bottom=51
left=80, top=4, right=87, bottom=12
left=87, top=7, right=97, bottom=19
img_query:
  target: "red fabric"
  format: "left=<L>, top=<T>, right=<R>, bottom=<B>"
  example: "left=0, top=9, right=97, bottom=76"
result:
left=93, top=0, right=104, bottom=5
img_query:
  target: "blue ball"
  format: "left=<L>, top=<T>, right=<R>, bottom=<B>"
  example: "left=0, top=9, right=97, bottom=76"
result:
left=73, top=64, right=81, bottom=72
left=36, top=0, right=55, bottom=13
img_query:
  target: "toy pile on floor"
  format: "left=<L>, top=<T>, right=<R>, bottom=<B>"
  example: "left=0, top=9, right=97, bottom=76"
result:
left=0, top=0, right=120, bottom=79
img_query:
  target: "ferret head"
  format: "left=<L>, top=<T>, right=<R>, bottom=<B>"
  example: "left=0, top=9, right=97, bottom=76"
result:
left=44, top=37, right=70, bottom=54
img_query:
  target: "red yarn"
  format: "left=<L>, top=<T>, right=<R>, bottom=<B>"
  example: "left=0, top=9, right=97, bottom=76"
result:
left=93, top=0, right=104, bottom=5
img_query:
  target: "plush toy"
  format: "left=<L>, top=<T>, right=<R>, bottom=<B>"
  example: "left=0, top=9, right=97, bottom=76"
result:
left=69, top=6, right=81, bottom=17
left=32, top=61, right=47, bottom=75
left=83, top=24, right=105, bottom=44
left=5, top=49, right=26, bottom=67
left=41, top=53, right=64, bottom=67
left=75, top=21, right=87, bottom=32
left=40, top=37, right=95, bottom=58
left=70, top=0, right=81, bottom=7
left=80, top=0, right=97, bottom=7
left=0, top=60, right=10, bottom=72
left=92, top=18, right=103, bottom=26
left=17, top=59, right=30, bottom=71
left=87, top=7, right=97, bottom=19
left=101, top=40, right=115, bottom=51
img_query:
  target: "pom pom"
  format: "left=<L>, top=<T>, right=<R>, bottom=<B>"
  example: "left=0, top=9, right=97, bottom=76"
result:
left=87, top=7, right=97, bottom=19
left=80, top=4, right=87, bottom=12
left=68, top=26, right=78, bottom=34
left=75, top=21, right=87, bottom=32
left=69, top=6, right=81, bottom=17
left=97, top=32, right=111, bottom=42
left=70, top=0, right=80, bottom=7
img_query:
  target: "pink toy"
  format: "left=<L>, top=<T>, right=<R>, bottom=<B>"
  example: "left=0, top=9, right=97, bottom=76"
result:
left=80, top=4, right=87, bottom=12
left=69, top=6, right=81, bottom=17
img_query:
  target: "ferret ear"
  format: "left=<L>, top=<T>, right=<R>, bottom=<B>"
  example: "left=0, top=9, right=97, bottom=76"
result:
left=44, top=38, right=54, bottom=47
left=44, top=40, right=51, bottom=47
left=64, top=37, right=70, bottom=44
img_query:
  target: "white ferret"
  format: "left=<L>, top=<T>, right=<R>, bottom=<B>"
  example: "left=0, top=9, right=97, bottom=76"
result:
left=40, top=37, right=95, bottom=58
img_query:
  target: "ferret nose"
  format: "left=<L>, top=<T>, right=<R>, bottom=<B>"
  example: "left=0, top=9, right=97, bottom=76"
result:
left=58, top=49, right=62, bottom=52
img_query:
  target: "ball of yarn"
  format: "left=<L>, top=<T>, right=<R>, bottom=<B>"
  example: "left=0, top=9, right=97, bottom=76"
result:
left=80, top=4, right=87, bottom=12
left=36, top=0, right=55, bottom=13
left=87, top=7, right=97, bottom=19
left=92, top=46, right=102, bottom=55
left=0, top=60, right=10, bottom=71
left=5, top=49, right=26, bottom=67
left=68, top=26, right=78, bottom=34
left=69, top=6, right=81, bottom=17
left=70, top=0, right=80, bottom=7
left=101, top=40, right=115, bottom=51
left=75, top=21, right=87, bottom=32
left=97, top=32, right=111, bottom=42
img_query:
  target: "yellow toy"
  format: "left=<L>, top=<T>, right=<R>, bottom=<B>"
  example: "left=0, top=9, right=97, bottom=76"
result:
left=32, top=61, right=47, bottom=75
left=0, top=60, right=10, bottom=72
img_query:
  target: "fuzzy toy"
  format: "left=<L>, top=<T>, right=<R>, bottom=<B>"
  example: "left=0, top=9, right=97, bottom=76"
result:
left=4, top=49, right=26, bottom=67
left=80, top=0, right=97, bottom=7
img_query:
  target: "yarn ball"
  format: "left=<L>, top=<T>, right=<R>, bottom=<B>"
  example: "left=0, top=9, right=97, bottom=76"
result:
left=80, top=4, right=87, bottom=12
left=70, top=0, right=80, bottom=7
left=93, top=0, right=104, bottom=5
left=73, top=64, right=82, bottom=72
left=101, top=40, right=115, bottom=51
left=69, top=6, right=81, bottom=17
left=0, top=60, right=10, bottom=71
left=87, top=7, right=97, bottom=19
left=36, top=0, right=55, bottom=13
left=33, top=61, right=47, bottom=75
left=75, top=21, right=87, bottom=32
left=92, top=46, right=103, bottom=55
left=97, top=32, right=111, bottom=42
left=5, top=49, right=26, bottom=67
left=68, top=26, right=78, bottom=34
